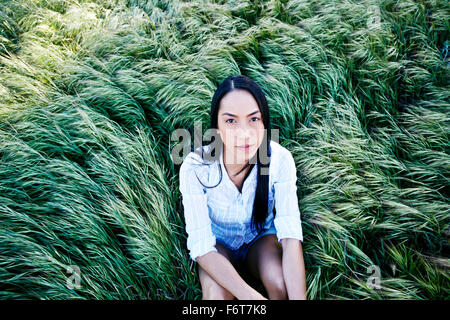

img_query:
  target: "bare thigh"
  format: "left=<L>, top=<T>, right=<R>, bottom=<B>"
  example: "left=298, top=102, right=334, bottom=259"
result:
left=244, top=234, right=288, bottom=299
left=198, top=241, right=236, bottom=300
left=244, top=234, right=282, bottom=278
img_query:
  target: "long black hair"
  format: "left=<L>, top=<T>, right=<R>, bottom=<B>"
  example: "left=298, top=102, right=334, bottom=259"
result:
left=188, top=75, right=272, bottom=234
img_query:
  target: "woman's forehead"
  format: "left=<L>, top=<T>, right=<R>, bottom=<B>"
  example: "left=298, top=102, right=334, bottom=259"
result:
left=219, top=91, right=259, bottom=116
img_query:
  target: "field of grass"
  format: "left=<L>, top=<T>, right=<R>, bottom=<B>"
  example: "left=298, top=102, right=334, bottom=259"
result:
left=0, top=0, right=448, bottom=299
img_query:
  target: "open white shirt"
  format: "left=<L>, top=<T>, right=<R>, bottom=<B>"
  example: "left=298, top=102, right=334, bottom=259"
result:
left=179, top=139, right=304, bottom=262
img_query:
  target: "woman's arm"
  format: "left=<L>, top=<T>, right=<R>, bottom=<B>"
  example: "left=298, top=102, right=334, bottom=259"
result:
left=281, top=238, right=307, bottom=300
left=197, top=251, right=267, bottom=300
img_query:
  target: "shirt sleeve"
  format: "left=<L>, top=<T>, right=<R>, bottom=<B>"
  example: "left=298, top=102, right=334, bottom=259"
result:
left=179, top=154, right=217, bottom=262
left=273, top=149, right=304, bottom=243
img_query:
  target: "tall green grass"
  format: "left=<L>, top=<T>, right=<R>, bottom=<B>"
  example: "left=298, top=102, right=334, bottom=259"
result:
left=0, top=0, right=448, bottom=299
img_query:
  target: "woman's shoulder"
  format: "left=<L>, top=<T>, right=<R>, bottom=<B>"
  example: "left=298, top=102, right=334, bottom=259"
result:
left=269, top=140, right=292, bottom=163
left=180, top=144, right=215, bottom=172
left=179, top=144, right=215, bottom=193
left=268, top=140, right=296, bottom=181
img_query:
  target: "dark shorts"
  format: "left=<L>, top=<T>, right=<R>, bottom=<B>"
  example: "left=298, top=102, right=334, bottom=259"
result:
left=216, top=224, right=277, bottom=266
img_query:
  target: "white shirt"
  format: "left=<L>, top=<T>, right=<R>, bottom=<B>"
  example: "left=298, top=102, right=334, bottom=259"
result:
left=179, top=139, right=304, bottom=262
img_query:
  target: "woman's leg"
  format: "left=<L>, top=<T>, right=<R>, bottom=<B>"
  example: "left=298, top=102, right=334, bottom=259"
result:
left=198, top=241, right=236, bottom=300
left=244, top=234, right=288, bottom=300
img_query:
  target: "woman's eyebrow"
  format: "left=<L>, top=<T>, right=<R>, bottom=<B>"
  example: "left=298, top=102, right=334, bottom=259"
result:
left=221, top=110, right=260, bottom=117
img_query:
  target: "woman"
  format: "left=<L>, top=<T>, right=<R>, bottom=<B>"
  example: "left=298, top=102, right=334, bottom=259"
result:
left=178, top=75, right=307, bottom=300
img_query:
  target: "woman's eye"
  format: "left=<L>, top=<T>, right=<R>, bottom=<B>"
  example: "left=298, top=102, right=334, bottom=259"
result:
left=225, top=117, right=259, bottom=124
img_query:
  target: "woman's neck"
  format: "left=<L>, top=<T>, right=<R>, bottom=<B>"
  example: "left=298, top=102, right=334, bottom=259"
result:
left=223, top=149, right=250, bottom=178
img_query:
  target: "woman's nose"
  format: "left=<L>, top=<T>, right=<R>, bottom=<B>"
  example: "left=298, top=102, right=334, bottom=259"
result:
left=236, top=125, right=252, bottom=140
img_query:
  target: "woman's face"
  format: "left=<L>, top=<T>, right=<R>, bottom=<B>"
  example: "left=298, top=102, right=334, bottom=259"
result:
left=217, top=89, right=265, bottom=165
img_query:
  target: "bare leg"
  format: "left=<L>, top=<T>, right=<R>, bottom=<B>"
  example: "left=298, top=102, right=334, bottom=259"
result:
left=244, top=234, right=288, bottom=300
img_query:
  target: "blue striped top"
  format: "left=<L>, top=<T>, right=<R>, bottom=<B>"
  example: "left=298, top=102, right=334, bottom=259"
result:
left=179, top=140, right=304, bottom=262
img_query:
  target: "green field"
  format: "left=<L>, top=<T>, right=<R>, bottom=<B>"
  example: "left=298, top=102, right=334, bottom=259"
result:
left=0, top=0, right=448, bottom=299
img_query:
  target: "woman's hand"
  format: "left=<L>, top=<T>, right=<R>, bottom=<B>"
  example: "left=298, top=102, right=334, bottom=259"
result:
left=246, top=290, right=268, bottom=300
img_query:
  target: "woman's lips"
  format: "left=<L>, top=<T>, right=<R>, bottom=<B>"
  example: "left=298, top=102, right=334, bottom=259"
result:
left=236, top=144, right=252, bottom=151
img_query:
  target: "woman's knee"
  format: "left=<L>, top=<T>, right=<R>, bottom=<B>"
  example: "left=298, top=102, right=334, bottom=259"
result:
left=263, top=274, right=288, bottom=300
